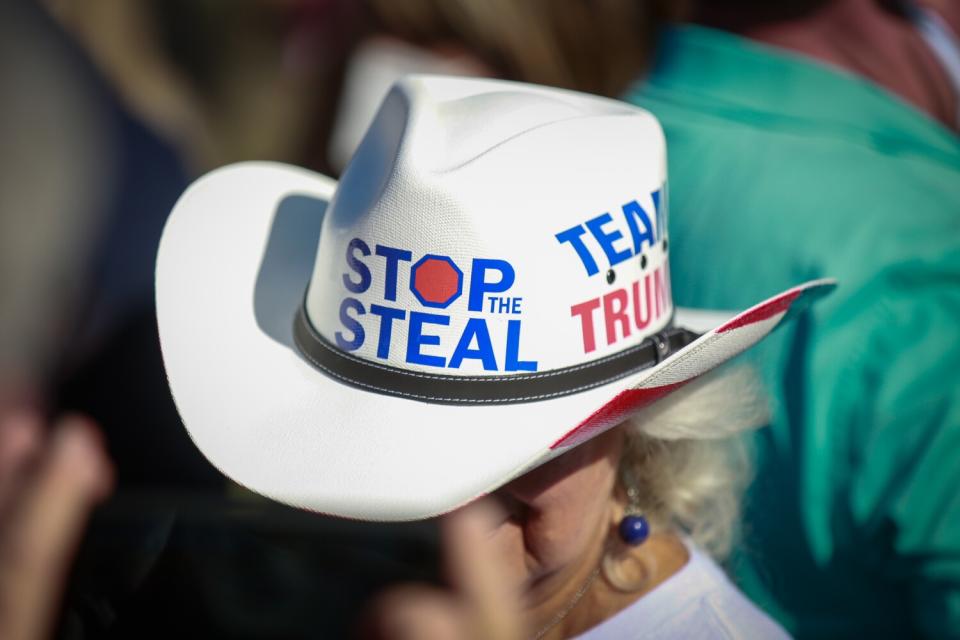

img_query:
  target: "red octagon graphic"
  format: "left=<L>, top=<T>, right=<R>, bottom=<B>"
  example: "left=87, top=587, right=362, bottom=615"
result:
left=410, top=255, right=463, bottom=308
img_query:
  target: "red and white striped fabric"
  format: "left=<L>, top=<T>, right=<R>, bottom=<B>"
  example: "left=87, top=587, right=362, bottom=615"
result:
left=552, top=282, right=829, bottom=451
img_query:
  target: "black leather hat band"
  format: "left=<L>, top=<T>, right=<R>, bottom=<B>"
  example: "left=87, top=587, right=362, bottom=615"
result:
left=293, top=306, right=699, bottom=406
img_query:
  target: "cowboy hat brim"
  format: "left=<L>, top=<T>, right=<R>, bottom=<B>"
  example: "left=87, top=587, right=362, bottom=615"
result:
left=156, top=162, right=834, bottom=521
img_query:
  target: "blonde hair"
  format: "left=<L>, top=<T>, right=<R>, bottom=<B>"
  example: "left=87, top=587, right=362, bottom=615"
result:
left=620, top=365, right=770, bottom=559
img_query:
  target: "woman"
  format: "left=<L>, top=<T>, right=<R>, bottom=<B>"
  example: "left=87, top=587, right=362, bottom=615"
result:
left=371, top=366, right=784, bottom=639
left=155, top=75, right=832, bottom=637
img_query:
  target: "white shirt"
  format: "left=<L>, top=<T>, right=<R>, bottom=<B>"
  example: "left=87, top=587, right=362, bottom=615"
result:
left=573, top=540, right=790, bottom=639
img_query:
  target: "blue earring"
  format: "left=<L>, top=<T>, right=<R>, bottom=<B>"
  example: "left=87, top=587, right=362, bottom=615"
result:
left=618, top=486, right=650, bottom=546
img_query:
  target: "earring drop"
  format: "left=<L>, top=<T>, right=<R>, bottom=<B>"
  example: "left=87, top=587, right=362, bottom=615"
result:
left=604, top=480, right=652, bottom=592
left=618, top=486, right=650, bottom=546
left=619, top=513, right=650, bottom=545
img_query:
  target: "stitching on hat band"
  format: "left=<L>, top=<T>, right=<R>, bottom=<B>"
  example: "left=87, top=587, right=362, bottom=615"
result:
left=293, top=306, right=699, bottom=405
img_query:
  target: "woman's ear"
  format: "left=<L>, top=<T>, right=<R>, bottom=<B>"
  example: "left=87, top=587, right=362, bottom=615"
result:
left=607, top=493, right=625, bottom=533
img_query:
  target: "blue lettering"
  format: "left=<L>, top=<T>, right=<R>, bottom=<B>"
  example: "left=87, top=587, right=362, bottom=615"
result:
left=449, top=318, right=498, bottom=371
left=555, top=224, right=599, bottom=276
left=622, top=200, right=656, bottom=255
left=343, top=238, right=372, bottom=293
left=406, top=311, right=449, bottom=367
left=585, top=212, right=632, bottom=267
left=369, top=304, right=405, bottom=359
left=468, top=259, right=515, bottom=312
left=375, top=244, right=412, bottom=301
left=335, top=297, right=365, bottom=351
left=505, top=320, right=537, bottom=371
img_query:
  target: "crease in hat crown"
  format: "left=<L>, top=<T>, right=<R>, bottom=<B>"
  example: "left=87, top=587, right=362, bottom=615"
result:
left=303, top=75, right=673, bottom=382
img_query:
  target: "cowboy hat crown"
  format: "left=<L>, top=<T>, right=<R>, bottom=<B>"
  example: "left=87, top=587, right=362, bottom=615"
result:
left=300, top=76, right=678, bottom=404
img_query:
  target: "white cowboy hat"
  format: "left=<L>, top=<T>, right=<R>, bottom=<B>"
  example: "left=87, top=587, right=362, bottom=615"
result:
left=156, top=75, right=833, bottom=521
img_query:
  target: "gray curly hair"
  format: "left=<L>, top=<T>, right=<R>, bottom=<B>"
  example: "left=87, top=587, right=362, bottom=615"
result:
left=619, top=364, right=770, bottom=559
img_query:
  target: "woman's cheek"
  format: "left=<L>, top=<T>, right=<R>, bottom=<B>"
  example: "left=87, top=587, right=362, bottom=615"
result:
left=524, top=496, right=599, bottom=566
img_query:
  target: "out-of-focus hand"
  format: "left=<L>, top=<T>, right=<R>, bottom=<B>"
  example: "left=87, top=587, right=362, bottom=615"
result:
left=369, top=500, right=525, bottom=640
left=0, top=411, right=113, bottom=640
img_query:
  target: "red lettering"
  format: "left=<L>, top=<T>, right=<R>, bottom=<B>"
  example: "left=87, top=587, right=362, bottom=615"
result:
left=664, top=260, right=673, bottom=303
left=633, top=276, right=652, bottom=330
left=571, top=298, right=601, bottom=353
left=653, top=267, right=666, bottom=318
left=603, top=289, right=631, bottom=346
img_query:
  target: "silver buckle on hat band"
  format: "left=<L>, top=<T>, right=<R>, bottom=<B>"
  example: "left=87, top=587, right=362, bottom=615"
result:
left=652, top=332, right=672, bottom=364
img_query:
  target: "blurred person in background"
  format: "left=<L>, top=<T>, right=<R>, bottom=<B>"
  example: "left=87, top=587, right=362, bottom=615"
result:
left=0, top=0, right=204, bottom=483
left=0, top=413, right=113, bottom=640
left=2, top=1, right=353, bottom=636
left=625, top=1, right=960, bottom=638
left=0, top=5, right=118, bottom=634
left=328, top=0, right=683, bottom=171
left=0, top=3, right=160, bottom=637
left=0, top=0, right=114, bottom=416
left=42, top=0, right=361, bottom=175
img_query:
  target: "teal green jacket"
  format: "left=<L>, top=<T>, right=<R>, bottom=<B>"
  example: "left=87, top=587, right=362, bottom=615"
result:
left=625, top=26, right=960, bottom=639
